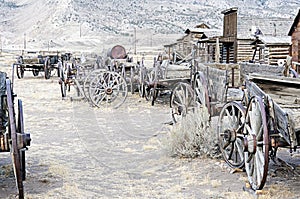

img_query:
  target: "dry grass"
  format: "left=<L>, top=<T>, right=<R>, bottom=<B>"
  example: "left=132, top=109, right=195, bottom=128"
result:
left=164, top=107, right=220, bottom=158
left=0, top=165, right=13, bottom=178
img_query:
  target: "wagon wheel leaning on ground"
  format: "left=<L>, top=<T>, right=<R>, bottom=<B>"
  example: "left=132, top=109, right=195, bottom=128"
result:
left=6, top=79, right=31, bottom=199
left=170, top=82, right=195, bottom=124
left=243, top=96, right=269, bottom=190
left=88, top=71, right=128, bottom=109
left=193, top=72, right=211, bottom=115
left=44, top=57, right=52, bottom=79
left=218, top=101, right=246, bottom=169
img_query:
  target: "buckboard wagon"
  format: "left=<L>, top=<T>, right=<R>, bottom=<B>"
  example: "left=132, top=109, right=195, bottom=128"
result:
left=13, top=51, right=62, bottom=79
left=0, top=71, right=31, bottom=198
left=179, top=62, right=300, bottom=190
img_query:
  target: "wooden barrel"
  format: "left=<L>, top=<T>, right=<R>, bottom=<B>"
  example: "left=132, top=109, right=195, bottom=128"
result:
left=108, top=45, right=127, bottom=59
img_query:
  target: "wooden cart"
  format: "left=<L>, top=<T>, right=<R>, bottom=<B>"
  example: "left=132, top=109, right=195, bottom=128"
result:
left=13, top=51, right=61, bottom=79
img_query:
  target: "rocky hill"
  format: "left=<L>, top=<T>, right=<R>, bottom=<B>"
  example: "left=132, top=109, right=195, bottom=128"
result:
left=0, top=0, right=299, bottom=52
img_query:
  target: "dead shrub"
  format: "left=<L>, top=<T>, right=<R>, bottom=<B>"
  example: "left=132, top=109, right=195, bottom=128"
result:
left=165, top=107, right=220, bottom=158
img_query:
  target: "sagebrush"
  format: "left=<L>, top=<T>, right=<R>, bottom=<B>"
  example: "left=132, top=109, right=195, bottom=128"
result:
left=165, top=107, right=220, bottom=158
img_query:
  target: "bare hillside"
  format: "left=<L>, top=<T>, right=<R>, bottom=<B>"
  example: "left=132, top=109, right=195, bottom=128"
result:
left=0, top=0, right=299, bottom=52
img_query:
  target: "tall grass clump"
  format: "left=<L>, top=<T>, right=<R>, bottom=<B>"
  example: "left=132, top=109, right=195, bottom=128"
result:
left=165, top=107, right=220, bottom=158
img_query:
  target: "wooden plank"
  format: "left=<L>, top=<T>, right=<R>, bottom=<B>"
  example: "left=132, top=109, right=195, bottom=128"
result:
left=248, top=73, right=300, bottom=85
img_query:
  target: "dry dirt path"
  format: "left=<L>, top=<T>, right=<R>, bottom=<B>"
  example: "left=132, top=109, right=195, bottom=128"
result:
left=0, top=66, right=299, bottom=199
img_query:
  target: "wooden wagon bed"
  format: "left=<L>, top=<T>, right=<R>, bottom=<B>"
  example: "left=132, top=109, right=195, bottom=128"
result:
left=249, top=74, right=300, bottom=133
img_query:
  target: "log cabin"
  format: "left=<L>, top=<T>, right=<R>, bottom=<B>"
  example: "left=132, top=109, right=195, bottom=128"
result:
left=251, top=35, right=291, bottom=65
left=163, top=23, right=221, bottom=63
left=219, top=7, right=293, bottom=64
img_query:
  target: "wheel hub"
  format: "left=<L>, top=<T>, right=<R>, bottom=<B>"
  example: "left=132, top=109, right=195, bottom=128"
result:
left=223, top=129, right=236, bottom=142
left=105, top=87, right=113, bottom=95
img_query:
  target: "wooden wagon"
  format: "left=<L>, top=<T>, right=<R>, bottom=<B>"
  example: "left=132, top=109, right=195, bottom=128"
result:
left=0, top=71, right=31, bottom=198
left=190, top=61, right=300, bottom=190
left=13, top=51, right=61, bottom=79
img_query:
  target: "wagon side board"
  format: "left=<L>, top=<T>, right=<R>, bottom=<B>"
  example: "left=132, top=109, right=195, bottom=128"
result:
left=245, top=80, right=293, bottom=146
left=197, top=63, right=229, bottom=103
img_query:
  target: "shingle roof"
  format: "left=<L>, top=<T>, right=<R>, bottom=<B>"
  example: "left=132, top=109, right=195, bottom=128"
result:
left=252, top=35, right=291, bottom=45
left=237, top=16, right=294, bottom=39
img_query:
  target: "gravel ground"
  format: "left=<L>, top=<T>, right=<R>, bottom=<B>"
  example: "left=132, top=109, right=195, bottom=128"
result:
left=0, top=66, right=299, bottom=199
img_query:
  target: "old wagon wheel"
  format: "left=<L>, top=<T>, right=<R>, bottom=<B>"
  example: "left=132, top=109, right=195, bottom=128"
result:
left=193, top=72, right=210, bottom=113
left=144, top=69, right=156, bottom=102
left=244, top=96, right=269, bottom=190
left=170, top=82, right=195, bottom=123
left=58, top=61, right=67, bottom=98
left=44, top=57, right=51, bottom=79
left=88, top=71, right=127, bottom=108
left=218, top=101, right=246, bottom=169
left=16, top=65, right=25, bottom=79
left=6, top=79, right=30, bottom=199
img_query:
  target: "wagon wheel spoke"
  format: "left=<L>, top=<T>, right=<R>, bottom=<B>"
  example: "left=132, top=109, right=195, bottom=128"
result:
left=218, top=101, right=246, bottom=169
left=95, top=93, right=107, bottom=104
left=222, top=140, right=231, bottom=150
left=245, top=152, right=252, bottom=164
left=235, top=139, right=244, bottom=162
left=226, top=142, right=234, bottom=161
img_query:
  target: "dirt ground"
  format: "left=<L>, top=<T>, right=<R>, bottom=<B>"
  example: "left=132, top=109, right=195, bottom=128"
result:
left=0, top=64, right=299, bottom=199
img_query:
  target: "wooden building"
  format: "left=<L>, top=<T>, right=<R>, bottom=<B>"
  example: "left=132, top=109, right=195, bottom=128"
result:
left=288, top=9, right=300, bottom=64
left=219, top=7, right=293, bottom=64
left=164, top=8, right=293, bottom=65
left=163, top=23, right=221, bottom=63
left=251, top=35, right=291, bottom=65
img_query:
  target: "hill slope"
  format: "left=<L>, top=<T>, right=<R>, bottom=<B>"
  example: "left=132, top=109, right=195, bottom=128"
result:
left=0, top=0, right=299, bottom=52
